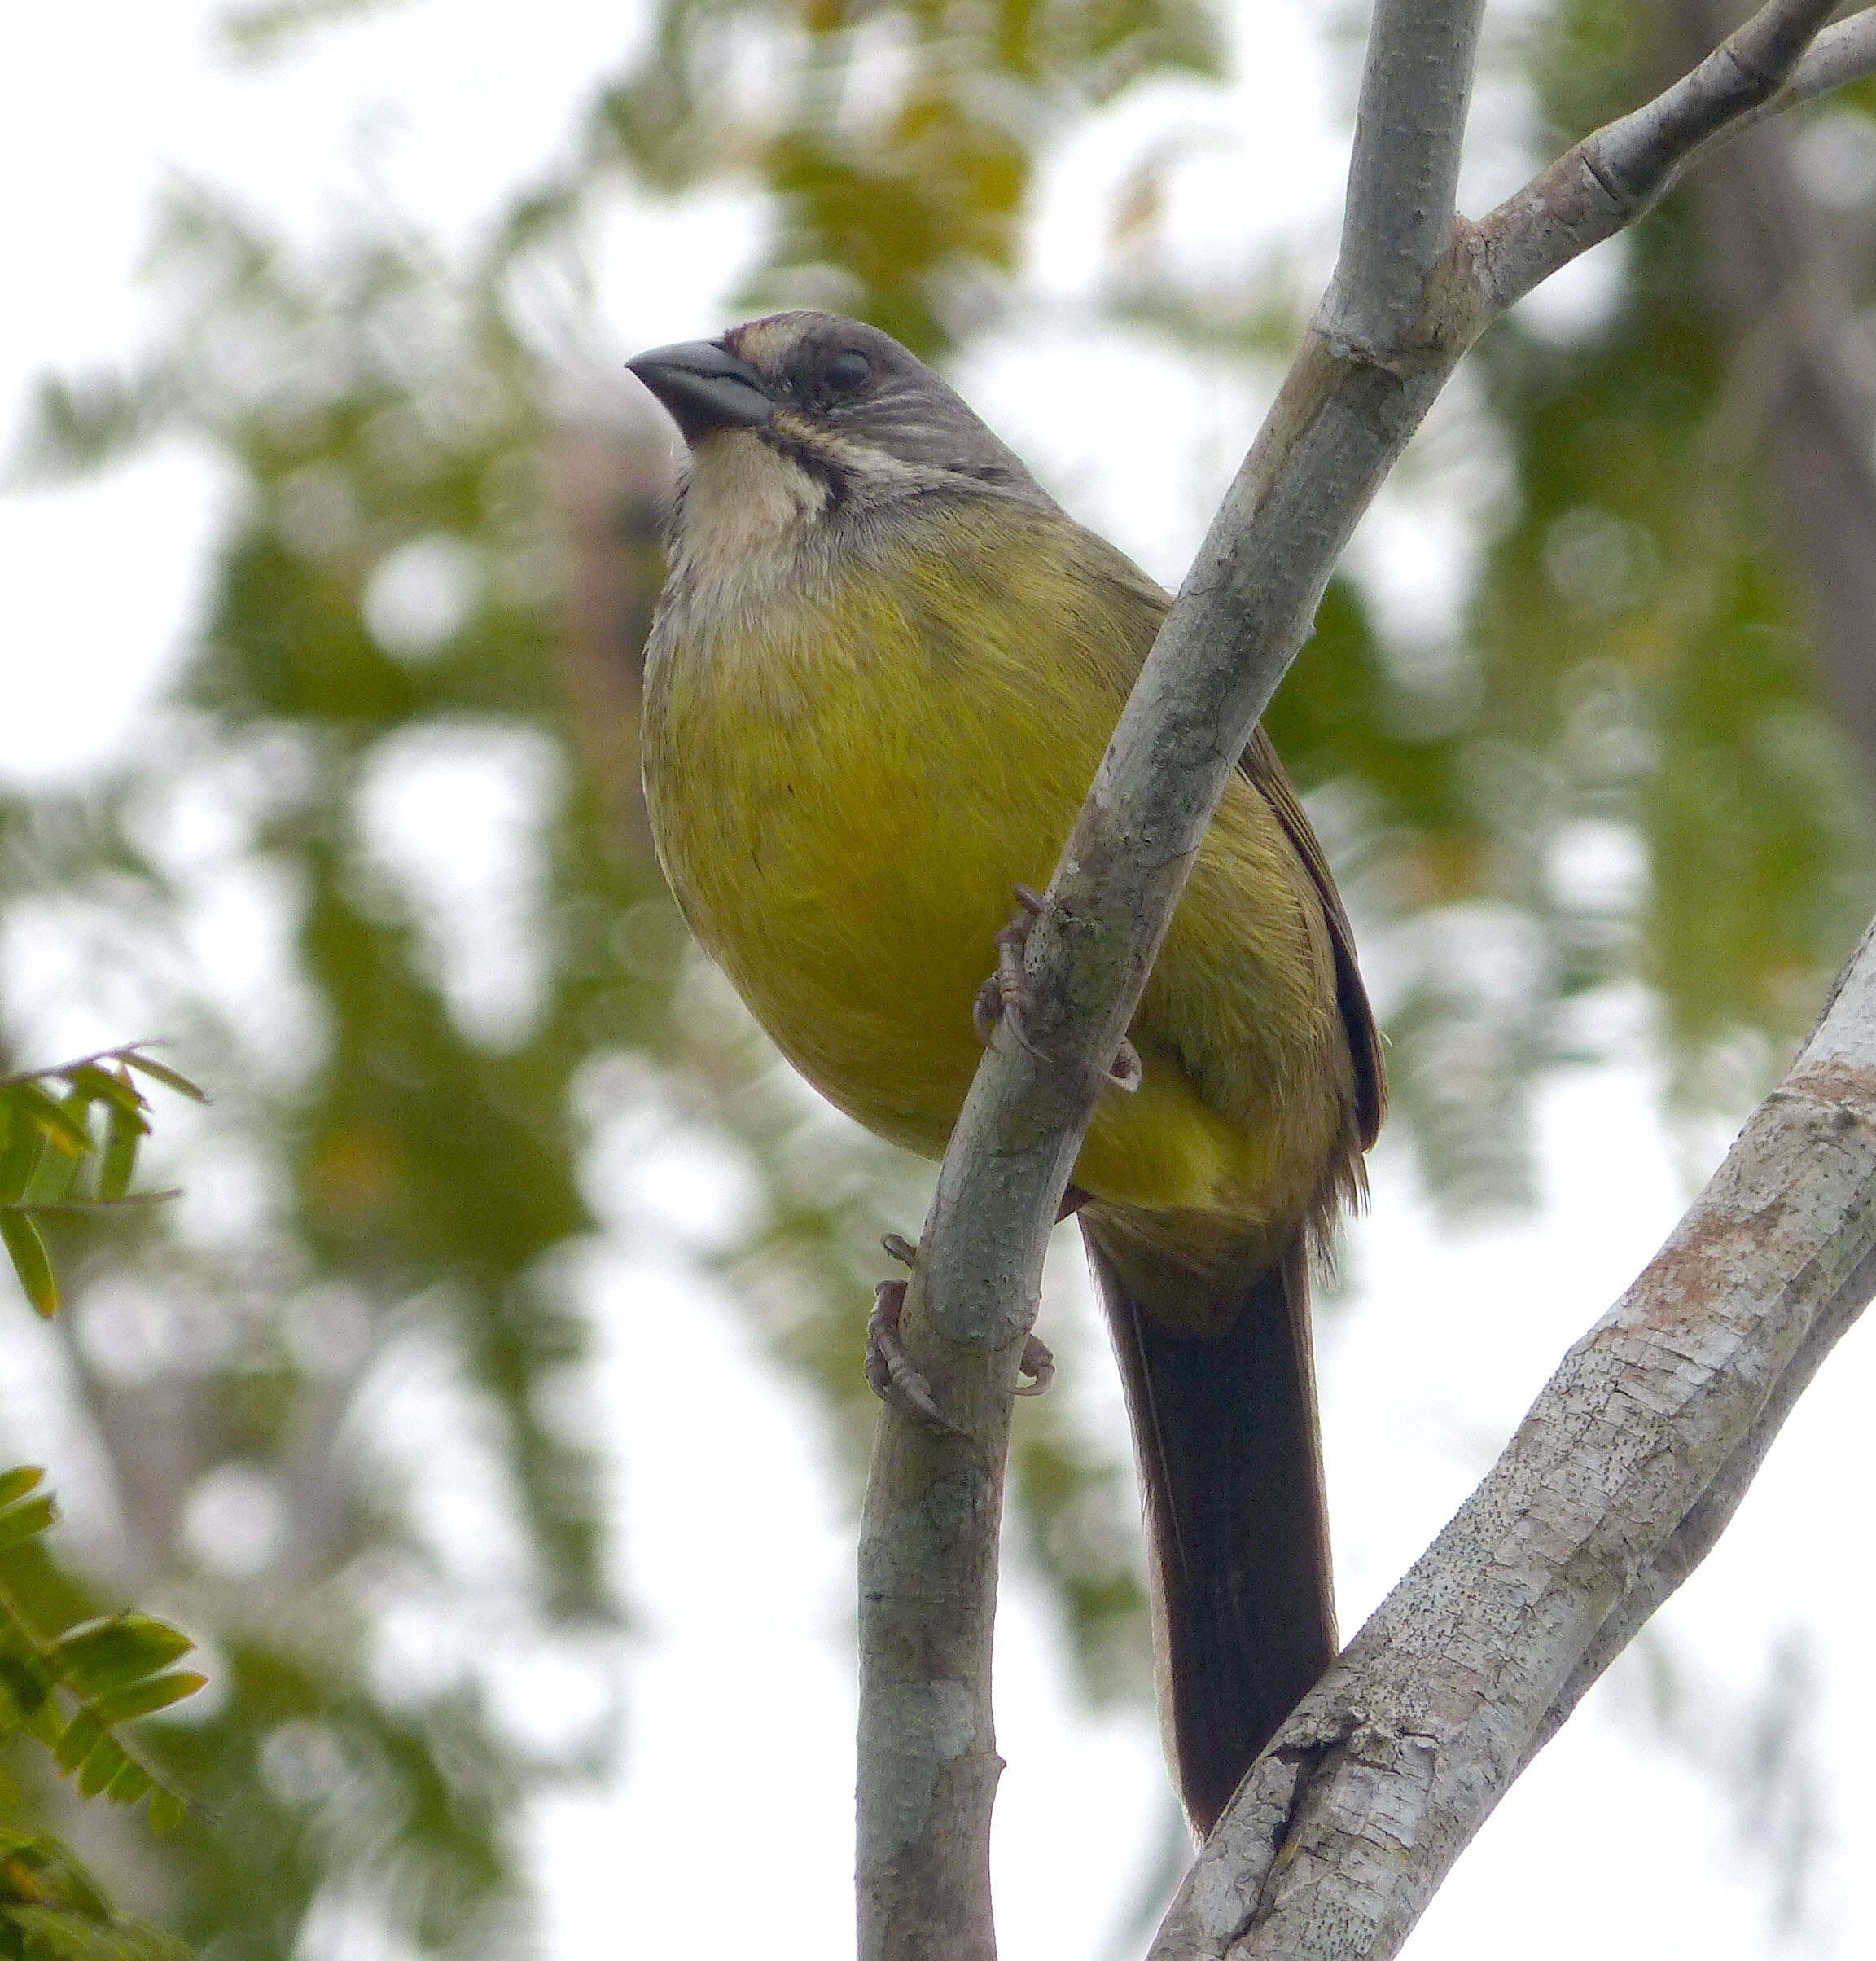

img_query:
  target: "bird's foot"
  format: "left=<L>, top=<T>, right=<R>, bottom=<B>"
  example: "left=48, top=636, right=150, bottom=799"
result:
left=1015, top=1333, right=1055, bottom=1397
left=972, top=884, right=1050, bottom=1061
left=971, top=884, right=1142, bottom=1092
left=1107, top=1037, right=1142, bottom=1094
left=866, top=1274, right=950, bottom=1430
left=867, top=1231, right=1053, bottom=1410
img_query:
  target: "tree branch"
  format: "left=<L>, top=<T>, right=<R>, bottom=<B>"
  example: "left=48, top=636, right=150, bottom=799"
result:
left=853, top=0, right=1875, bottom=1952
left=1763, top=4, right=1876, bottom=113
left=1472, top=0, right=1847, bottom=314
left=1325, top=0, right=1485, bottom=353
left=856, top=0, right=1488, bottom=1944
left=1520, top=1232, right=1876, bottom=1774
left=1148, top=923, right=1876, bottom=1961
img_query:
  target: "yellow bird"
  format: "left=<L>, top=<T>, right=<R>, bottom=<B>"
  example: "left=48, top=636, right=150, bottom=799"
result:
left=627, top=312, right=1383, bottom=1835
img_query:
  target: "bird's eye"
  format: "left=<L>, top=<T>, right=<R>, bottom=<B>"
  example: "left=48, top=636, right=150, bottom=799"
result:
left=823, top=349, right=871, bottom=395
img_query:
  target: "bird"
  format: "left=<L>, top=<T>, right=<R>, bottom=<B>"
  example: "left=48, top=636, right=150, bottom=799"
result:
left=625, top=311, right=1383, bottom=1837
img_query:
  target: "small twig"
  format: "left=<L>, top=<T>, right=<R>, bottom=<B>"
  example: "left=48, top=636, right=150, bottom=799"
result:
left=1778, top=3, right=1876, bottom=108
left=1682, top=0, right=1876, bottom=156
left=0, top=1042, right=204, bottom=1102
left=0, top=1047, right=144, bottom=1093
left=1473, top=0, right=1848, bottom=315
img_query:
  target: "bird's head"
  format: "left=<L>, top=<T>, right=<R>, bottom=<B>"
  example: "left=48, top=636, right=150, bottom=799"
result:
left=626, top=313, right=1053, bottom=563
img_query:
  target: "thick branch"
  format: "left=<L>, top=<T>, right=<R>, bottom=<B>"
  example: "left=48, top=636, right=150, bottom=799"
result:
left=1520, top=1234, right=1876, bottom=1770
left=1148, top=923, right=1876, bottom=1961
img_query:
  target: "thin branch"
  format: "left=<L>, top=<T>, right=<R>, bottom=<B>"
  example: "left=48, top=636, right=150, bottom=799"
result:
left=1780, top=3, right=1876, bottom=107
left=856, top=0, right=1494, bottom=1946
left=1473, top=0, right=1845, bottom=315
left=1148, top=923, right=1876, bottom=1961
left=1325, top=0, right=1488, bottom=353
left=0, top=1194, right=183, bottom=1215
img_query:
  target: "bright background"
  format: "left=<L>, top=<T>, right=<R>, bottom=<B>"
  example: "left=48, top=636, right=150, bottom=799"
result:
left=3, top=2, right=1871, bottom=1954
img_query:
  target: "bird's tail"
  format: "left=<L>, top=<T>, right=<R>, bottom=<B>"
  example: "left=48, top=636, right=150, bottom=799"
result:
left=1080, top=1218, right=1336, bottom=1839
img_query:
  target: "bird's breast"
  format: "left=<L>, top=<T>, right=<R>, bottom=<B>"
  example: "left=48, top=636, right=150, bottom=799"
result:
left=644, top=554, right=1094, bottom=1157
left=641, top=515, right=1348, bottom=1225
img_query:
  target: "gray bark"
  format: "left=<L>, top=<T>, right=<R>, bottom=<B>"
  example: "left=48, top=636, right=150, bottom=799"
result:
left=1149, top=923, right=1876, bottom=1959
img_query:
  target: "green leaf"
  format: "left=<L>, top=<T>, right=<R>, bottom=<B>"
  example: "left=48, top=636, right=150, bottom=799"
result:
left=7, top=1085, right=90, bottom=1158
left=76, top=1739, right=129, bottom=1799
left=0, top=1105, right=43, bottom=1205
left=52, top=1617, right=195, bottom=1697
left=146, top=1788, right=186, bottom=1836
left=0, top=1903, right=191, bottom=1961
left=0, top=1495, right=57, bottom=1551
left=59, top=1066, right=149, bottom=1121
left=21, top=1101, right=88, bottom=1205
left=0, top=1468, right=45, bottom=1509
left=89, top=1672, right=207, bottom=1727
left=96, top=1104, right=141, bottom=1204
left=0, top=1216, right=58, bottom=1318
left=0, top=1651, right=59, bottom=1731
left=104, top=1759, right=152, bottom=1805
left=116, top=1053, right=208, bottom=1103
left=54, top=1713, right=101, bottom=1776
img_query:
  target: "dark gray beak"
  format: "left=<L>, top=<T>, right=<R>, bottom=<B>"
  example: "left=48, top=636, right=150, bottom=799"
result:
left=626, top=340, right=775, bottom=444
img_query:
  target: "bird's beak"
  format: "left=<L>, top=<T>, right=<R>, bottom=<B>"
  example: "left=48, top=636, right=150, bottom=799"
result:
left=626, top=340, right=776, bottom=444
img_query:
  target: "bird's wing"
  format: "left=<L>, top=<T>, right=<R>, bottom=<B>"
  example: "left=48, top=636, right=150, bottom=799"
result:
left=1077, top=533, right=1384, bottom=1148
left=1239, top=725, right=1386, bottom=1150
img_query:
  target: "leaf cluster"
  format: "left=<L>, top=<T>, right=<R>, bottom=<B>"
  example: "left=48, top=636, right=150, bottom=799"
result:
left=0, top=1826, right=188, bottom=1961
left=0, top=1469, right=204, bottom=1961
left=0, top=1474, right=202, bottom=1833
left=0, top=1052, right=204, bottom=1321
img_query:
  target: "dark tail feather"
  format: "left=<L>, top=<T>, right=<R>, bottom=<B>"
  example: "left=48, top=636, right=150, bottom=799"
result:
left=1082, top=1226, right=1336, bottom=1838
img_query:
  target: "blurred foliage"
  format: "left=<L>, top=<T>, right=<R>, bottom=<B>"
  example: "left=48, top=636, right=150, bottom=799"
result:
left=3, top=0, right=1875, bottom=1946
left=589, top=0, right=1221, bottom=353
left=0, top=1467, right=204, bottom=1834
left=0, top=1064, right=212, bottom=1952
left=0, top=1050, right=204, bottom=1320
left=0, top=1825, right=189, bottom=1961
left=0, top=1467, right=204, bottom=1961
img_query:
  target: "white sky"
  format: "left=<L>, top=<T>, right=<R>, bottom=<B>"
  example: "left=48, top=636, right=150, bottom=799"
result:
left=2, top=3, right=1870, bottom=1957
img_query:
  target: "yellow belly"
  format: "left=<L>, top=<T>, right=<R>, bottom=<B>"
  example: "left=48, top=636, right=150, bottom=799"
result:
left=641, top=512, right=1347, bottom=1227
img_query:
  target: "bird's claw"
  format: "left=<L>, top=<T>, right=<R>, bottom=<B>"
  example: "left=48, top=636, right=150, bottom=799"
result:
left=870, top=1232, right=1054, bottom=1409
left=866, top=1279, right=951, bottom=1429
left=973, top=885, right=1142, bottom=1092
left=1107, top=1037, right=1142, bottom=1093
left=973, top=884, right=1050, bottom=1061
left=1015, top=1333, right=1055, bottom=1397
